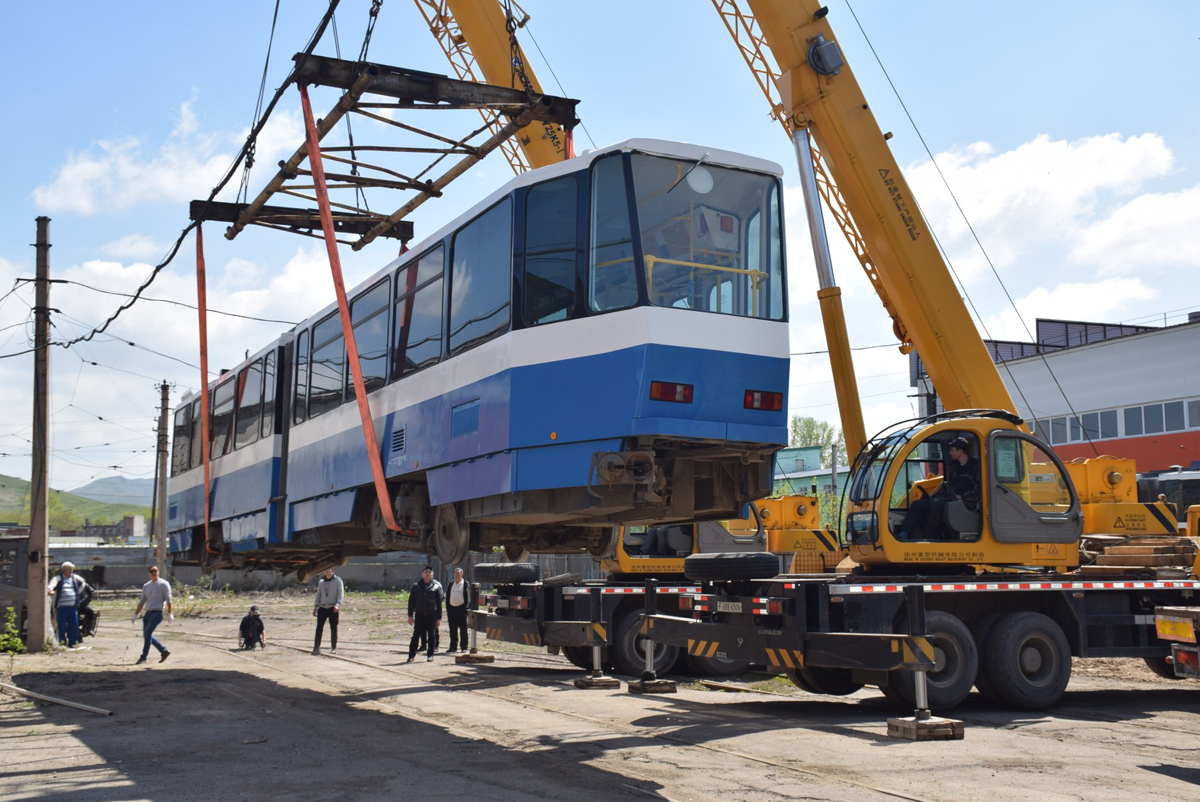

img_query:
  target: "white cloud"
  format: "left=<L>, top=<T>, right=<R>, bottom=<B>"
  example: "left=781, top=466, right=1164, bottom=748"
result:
left=981, top=278, right=1159, bottom=341
left=1069, top=184, right=1200, bottom=274
left=99, top=234, right=169, bottom=261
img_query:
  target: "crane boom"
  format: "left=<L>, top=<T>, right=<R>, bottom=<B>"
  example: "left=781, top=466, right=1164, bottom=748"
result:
left=414, top=0, right=572, bottom=171
left=734, top=0, right=1018, bottom=419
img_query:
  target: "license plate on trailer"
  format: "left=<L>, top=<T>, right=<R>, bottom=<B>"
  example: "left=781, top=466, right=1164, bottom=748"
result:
left=717, top=601, right=743, bottom=613
left=494, top=598, right=510, bottom=609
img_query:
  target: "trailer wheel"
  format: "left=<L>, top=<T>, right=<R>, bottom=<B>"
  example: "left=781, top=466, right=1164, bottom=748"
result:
left=688, top=653, right=752, bottom=678
left=786, top=667, right=862, bottom=696
left=472, top=562, right=541, bottom=585
left=683, top=552, right=780, bottom=582
left=984, top=612, right=1071, bottom=709
left=503, top=543, right=531, bottom=562
left=888, top=611, right=977, bottom=710
left=433, top=504, right=468, bottom=565
left=612, top=610, right=679, bottom=677
left=1143, top=655, right=1184, bottom=680
left=970, top=611, right=1008, bottom=704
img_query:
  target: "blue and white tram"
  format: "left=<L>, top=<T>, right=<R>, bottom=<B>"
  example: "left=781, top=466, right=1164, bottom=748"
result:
left=168, top=139, right=790, bottom=576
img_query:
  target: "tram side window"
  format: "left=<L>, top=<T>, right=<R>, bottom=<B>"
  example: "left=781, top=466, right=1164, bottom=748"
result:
left=348, top=279, right=389, bottom=396
left=524, top=176, right=578, bottom=325
left=234, top=358, right=263, bottom=450
left=188, top=399, right=202, bottom=469
left=261, top=351, right=277, bottom=439
left=450, top=199, right=512, bottom=355
left=294, top=329, right=309, bottom=425
left=171, top=406, right=190, bottom=476
left=309, top=313, right=345, bottom=418
left=589, top=154, right=638, bottom=312
left=210, top=378, right=237, bottom=458
left=393, top=246, right=444, bottom=379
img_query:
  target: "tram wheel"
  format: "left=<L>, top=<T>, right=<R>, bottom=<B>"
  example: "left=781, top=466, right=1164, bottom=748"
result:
left=433, top=504, right=468, bottom=565
left=586, top=527, right=620, bottom=559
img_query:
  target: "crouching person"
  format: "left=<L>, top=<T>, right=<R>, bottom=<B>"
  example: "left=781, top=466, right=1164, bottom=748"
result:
left=239, top=605, right=266, bottom=650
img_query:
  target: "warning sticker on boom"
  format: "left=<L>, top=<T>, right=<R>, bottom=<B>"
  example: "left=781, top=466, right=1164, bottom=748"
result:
left=879, top=169, right=921, bottom=242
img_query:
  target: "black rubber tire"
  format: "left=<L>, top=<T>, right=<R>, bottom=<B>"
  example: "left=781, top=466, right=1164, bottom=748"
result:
left=878, top=678, right=907, bottom=707
left=503, top=543, right=531, bottom=563
left=984, top=612, right=1071, bottom=710
left=888, top=610, right=978, bottom=711
left=792, top=666, right=863, bottom=696
left=971, top=611, right=1008, bottom=704
left=1143, top=654, right=1185, bottom=680
left=472, top=562, right=541, bottom=585
left=688, top=653, right=752, bottom=678
left=561, top=645, right=594, bottom=670
left=683, top=552, right=780, bottom=582
left=612, top=610, right=680, bottom=677
left=785, top=669, right=819, bottom=693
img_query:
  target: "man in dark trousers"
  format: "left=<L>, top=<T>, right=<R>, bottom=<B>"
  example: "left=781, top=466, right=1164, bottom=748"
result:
left=444, top=566, right=475, bottom=653
left=312, top=567, right=344, bottom=656
left=239, top=605, right=266, bottom=650
left=898, top=436, right=981, bottom=540
left=407, top=565, right=443, bottom=663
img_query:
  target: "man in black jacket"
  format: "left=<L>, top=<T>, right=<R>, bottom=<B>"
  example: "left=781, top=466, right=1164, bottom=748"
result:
left=443, top=567, right=476, bottom=653
left=406, top=566, right=443, bottom=663
left=897, top=436, right=981, bottom=540
left=239, top=605, right=266, bottom=650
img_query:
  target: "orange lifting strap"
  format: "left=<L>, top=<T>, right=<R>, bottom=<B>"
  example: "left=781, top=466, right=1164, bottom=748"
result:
left=298, top=83, right=404, bottom=535
left=195, top=224, right=218, bottom=555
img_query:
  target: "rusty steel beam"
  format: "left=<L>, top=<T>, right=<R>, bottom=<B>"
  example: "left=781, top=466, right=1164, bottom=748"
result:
left=292, top=54, right=578, bottom=125
left=192, top=200, right=413, bottom=242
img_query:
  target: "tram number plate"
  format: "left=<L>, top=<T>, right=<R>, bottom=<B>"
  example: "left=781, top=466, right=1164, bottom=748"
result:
left=717, top=601, right=743, bottom=613
left=494, top=598, right=510, bottom=609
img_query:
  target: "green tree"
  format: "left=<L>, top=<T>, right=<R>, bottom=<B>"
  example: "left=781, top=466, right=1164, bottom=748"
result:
left=788, top=415, right=848, bottom=468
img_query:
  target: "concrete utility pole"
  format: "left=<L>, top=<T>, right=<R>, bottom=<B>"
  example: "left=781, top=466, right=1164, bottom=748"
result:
left=26, top=217, right=51, bottom=652
left=155, top=381, right=170, bottom=574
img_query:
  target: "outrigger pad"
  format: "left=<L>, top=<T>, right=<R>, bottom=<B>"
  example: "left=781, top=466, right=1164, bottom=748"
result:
left=627, top=678, right=678, bottom=694
left=455, top=652, right=495, bottom=665
left=574, top=675, right=621, bottom=690
left=887, top=715, right=964, bottom=741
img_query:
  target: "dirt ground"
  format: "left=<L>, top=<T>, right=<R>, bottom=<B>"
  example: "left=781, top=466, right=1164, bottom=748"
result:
left=3, top=588, right=1199, bottom=802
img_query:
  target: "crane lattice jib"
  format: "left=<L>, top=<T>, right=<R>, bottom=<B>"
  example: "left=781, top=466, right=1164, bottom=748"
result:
left=712, top=0, right=910, bottom=352
left=724, top=0, right=1016, bottom=414
left=413, top=0, right=571, bottom=172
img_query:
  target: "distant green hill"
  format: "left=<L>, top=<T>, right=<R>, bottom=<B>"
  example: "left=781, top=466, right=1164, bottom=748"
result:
left=0, top=474, right=153, bottom=531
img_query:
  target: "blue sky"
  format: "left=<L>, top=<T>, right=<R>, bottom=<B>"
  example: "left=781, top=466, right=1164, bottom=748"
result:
left=1, top=1, right=1198, bottom=491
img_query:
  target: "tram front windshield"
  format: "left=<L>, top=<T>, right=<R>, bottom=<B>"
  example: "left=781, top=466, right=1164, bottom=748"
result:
left=589, top=152, right=785, bottom=320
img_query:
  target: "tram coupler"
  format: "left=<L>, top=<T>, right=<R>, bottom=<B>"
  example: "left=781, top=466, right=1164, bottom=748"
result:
left=886, top=585, right=962, bottom=741
left=628, top=579, right=677, bottom=695
left=457, top=585, right=494, bottom=664
left=575, top=587, right=620, bottom=689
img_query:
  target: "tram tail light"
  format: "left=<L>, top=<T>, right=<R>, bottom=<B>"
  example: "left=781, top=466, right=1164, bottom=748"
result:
left=650, top=381, right=693, bottom=403
left=679, top=595, right=694, bottom=610
left=767, top=599, right=785, bottom=615
left=744, top=390, right=783, bottom=411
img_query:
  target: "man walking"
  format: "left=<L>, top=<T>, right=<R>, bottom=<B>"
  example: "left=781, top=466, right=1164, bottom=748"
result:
left=132, top=566, right=172, bottom=665
left=444, top=567, right=474, bottom=653
left=407, top=565, right=443, bottom=663
left=47, top=561, right=89, bottom=648
left=312, top=567, right=344, bottom=655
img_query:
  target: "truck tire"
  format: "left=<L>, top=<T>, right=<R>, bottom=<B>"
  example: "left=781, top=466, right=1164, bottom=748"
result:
left=786, top=666, right=862, bottom=696
left=888, top=611, right=977, bottom=711
left=683, top=552, right=780, bottom=582
left=561, top=646, right=596, bottom=670
left=1143, top=655, right=1184, bottom=680
left=984, top=612, right=1071, bottom=709
left=970, top=611, right=1008, bottom=704
left=473, top=562, right=540, bottom=585
left=688, top=653, right=752, bottom=678
left=612, top=610, right=679, bottom=677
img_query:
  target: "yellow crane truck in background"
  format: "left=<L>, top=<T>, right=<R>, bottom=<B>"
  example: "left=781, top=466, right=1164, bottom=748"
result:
left=640, top=0, right=1200, bottom=708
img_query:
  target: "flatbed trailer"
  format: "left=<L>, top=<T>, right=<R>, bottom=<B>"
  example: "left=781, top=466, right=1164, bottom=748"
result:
left=648, top=571, right=1200, bottom=710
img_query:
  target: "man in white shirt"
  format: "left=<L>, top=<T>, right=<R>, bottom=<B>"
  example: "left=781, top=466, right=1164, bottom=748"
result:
left=444, top=567, right=474, bottom=653
left=47, top=561, right=88, bottom=648
left=133, top=566, right=173, bottom=665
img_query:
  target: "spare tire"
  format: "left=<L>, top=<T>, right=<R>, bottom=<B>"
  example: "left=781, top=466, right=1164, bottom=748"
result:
left=683, top=552, right=781, bottom=582
left=473, top=562, right=541, bottom=584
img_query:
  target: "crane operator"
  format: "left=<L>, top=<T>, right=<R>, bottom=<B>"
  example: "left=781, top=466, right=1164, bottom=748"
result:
left=897, top=436, right=981, bottom=540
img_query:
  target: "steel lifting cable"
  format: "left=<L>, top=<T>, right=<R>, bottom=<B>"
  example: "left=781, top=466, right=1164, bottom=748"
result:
left=298, top=83, right=407, bottom=537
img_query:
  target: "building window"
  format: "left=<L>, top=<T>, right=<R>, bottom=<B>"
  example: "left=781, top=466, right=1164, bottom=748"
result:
left=1100, top=409, right=1118, bottom=439
left=1050, top=417, right=1067, bottom=445
left=1124, top=406, right=1142, bottom=436
left=1165, top=400, right=1185, bottom=432
left=1070, top=416, right=1082, bottom=442
left=1081, top=412, right=1099, bottom=441
left=1144, top=403, right=1164, bottom=434
left=450, top=199, right=512, bottom=354
left=1189, top=399, right=1200, bottom=429
left=1034, top=419, right=1050, bottom=442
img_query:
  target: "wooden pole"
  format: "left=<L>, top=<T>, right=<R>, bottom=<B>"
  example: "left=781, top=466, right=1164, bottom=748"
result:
left=26, top=217, right=51, bottom=652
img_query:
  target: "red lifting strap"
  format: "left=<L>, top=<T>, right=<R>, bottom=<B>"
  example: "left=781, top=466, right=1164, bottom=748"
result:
left=195, top=223, right=218, bottom=555
left=298, top=83, right=404, bottom=535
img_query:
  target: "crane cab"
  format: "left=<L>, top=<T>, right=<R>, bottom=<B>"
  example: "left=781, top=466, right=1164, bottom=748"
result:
left=845, top=411, right=1082, bottom=571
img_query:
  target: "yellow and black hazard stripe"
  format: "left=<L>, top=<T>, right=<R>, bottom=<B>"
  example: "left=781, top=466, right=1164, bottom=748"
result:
left=686, top=639, right=723, bottom=658
left=485, top=627, right=542, bottom=646
left=1144, top=503, right=1179, bottom=535
left=764, top=647, right=806, bottom=670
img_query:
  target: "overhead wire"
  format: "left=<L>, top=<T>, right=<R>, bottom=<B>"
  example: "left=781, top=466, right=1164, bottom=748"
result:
left=53, top=279, right=298, bottom=325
